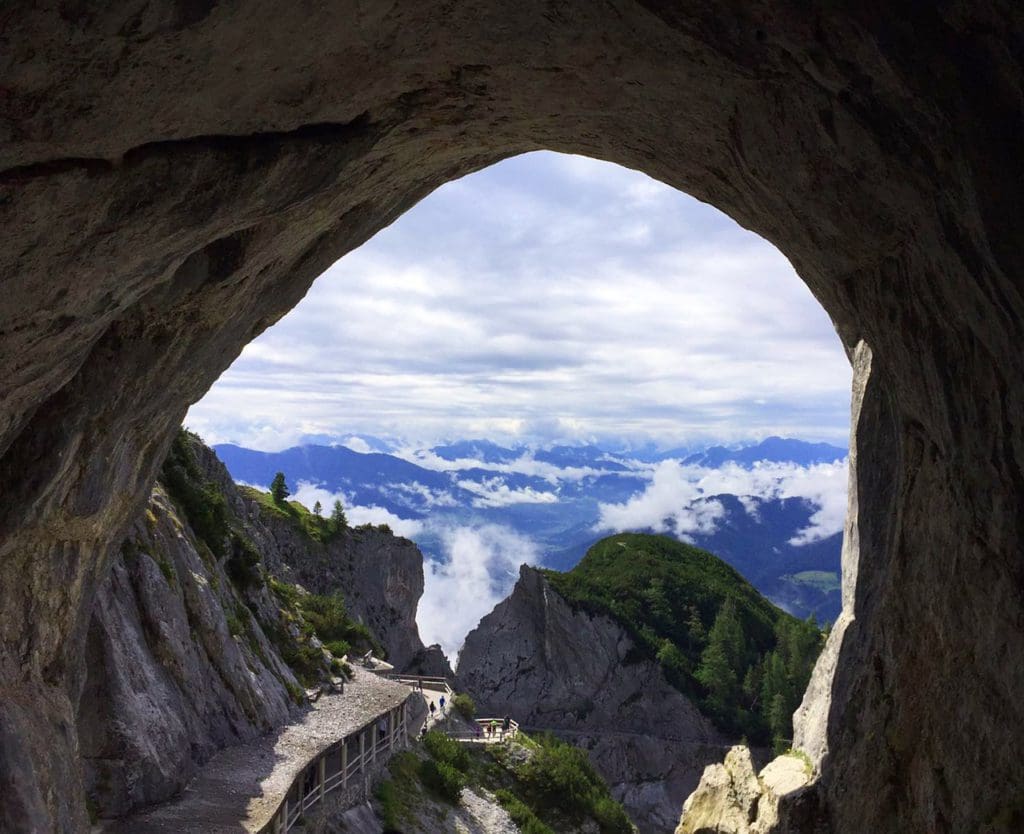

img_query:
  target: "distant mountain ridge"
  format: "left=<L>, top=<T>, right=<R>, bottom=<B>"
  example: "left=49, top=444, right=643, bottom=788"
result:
left=682, top=436, right=847, bottom=468
left=212, top=436, right=847, bottom=622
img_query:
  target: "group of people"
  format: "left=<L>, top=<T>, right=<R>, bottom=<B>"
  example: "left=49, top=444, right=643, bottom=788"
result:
left=479, top=715, right=512, bottom=740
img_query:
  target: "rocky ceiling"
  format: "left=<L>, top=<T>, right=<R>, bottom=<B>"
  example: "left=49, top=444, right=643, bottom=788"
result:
left=1, top=2, right=1022, bottom=832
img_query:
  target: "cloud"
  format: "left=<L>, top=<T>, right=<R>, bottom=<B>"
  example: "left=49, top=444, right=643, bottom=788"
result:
left=455, top=477, right=560, bottom=508
left=395, top=447, right=625, bottom=485
left=416, top=524, right=541, bottom=660
left=596, top=459, right=849, bottom=545
left=596, top=460, right=726, bottom=541
left=186, top=150, right=851, bottom=451
left=290, top=482, right=424, bottom=539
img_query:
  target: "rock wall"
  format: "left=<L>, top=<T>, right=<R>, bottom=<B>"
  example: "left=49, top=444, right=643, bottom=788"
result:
left=77, top=485, right=298, bottom=817
left=458, top=565, right=727, bottom=832
left=3, top=3, right=1024, bottom=832
left=74, top=435, right=443, bottom=819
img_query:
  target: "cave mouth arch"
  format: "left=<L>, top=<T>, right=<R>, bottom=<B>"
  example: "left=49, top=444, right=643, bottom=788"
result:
left=2, top=5, right=1023, bottom=833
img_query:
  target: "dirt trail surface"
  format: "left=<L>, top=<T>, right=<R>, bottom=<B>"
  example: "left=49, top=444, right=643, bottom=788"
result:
left=100, top=668, right=411, bottom=833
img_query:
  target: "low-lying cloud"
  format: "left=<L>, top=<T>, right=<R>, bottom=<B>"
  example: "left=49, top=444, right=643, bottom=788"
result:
left=417, top=524, right=541, bottom=662
left=596, top=459, right=849, bottom=545
left=455, top=477, right=560, bottom=508
left=289, top=482, right=539, bottom=661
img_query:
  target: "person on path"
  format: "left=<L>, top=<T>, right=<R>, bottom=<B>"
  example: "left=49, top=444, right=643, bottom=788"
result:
left=490, top=719, right=499, bottom=739
left=502, top=715, right=510, bottom=735
left=429, top=701, right=436, bottom=718
left=439, top=695, right=446, bottom=714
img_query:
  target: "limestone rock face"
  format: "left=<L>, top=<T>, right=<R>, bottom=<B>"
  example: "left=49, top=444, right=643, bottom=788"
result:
left=76, top=486, right=298, bottom=816
left=676, top=748, right=816, bottom=834
left=73, top=436, right=444, bottom=819
left=193, top=439, right=448, bottom=674
left=458, top=565, right=727, bottom=832
left=4, top=3, right=1024, bottom=832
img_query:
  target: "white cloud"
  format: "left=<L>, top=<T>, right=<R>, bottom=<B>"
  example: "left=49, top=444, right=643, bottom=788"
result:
left=186, top=150, right=851, bottom=452
left=596, top=460, right=726, bottom=540
left=340, top=436, right=373, bottom=454
left=455, top=477, right=560, bottom=508
left=595, top=459, right=849, bottom=545
left=416, top=524, right=541, bottom=660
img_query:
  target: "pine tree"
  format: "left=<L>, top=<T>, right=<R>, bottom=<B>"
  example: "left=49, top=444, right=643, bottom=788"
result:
left=313, top=500, right=322, bottom=517
left=270, top=472, right=289, bottom=504
left=329, top=499, right=348, bottom=533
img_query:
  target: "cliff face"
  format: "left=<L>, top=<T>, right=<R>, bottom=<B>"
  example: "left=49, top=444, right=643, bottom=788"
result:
left=74, top=435, right=444, bottom=818
left=76, top=485, right=299, bottom=816
left=246, top=513, right=429, bottom=673
left=458, top=565, right=727, bottom=833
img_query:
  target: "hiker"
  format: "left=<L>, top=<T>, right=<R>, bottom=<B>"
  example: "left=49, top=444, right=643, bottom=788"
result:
left=429, top=701, right=436, bottom=717
left=503, top=715, right=511, bottom=737
left=490, top=719, right=499, bottom=739
left=439, top=694, right=446, bottom=713
left=483, top=722, right=490, bottom=738
left=378, top=716, right=388, bottom=741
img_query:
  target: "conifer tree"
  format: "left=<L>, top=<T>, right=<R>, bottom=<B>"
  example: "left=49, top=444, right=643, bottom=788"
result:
left=270, top=471, right=289, bottom=504
left=329, top=499, right=348, bottom=533
left=313, top=500, right=322, bottom=517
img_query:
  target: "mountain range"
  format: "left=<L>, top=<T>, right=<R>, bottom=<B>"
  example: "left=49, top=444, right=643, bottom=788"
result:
left=212, top=436, right=847, bottom=625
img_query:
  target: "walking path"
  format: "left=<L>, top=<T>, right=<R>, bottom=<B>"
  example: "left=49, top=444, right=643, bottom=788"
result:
left=101, top=667, right=412, bottom=834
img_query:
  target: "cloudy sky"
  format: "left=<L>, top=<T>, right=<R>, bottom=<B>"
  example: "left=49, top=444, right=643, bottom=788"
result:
left=186, top=151, right=852, bottom=452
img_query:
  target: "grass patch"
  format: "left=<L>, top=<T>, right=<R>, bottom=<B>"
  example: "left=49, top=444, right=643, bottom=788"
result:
left=240, top=486, right=340, bottom=544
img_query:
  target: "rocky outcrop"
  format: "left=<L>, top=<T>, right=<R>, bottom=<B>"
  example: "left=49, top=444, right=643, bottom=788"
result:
left=77, top=484, right=300, bottom=817
left=4, top=4, right=1024, bottom=832
left=246, top=513, right=433, bottom=673
left=458, top=565, right=727, bottom=832
left=676, top=747, right=816, bottom=834
left=74, top=435, right=445, bottom=819
left=192, top=438, right=449, bottom=674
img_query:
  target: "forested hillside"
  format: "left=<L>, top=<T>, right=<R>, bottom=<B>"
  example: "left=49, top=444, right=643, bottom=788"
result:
left=544, top=534, right=823, bottom=750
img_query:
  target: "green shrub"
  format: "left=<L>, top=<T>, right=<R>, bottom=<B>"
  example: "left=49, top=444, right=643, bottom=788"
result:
left=161, top=430, right=230, bottom=558
left=518, top=737, right=601, bottom=816
left=590, top=794, right=634, bottom=834
left=322, top=639, right=350, bottom=656
left=419, top=759, right=464, bottom=803
left=451, top=692, right=476, bottom=720
left=493, top=790, right=555, bottom=834
left=423, top=730, right=470, bottom=772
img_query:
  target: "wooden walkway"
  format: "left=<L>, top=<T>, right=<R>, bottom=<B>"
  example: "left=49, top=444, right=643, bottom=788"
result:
left=100, top=668, right=414, bottom=834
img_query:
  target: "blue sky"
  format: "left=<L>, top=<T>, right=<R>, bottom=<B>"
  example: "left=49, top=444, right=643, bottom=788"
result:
left=187, top=151, right=851, bottom=451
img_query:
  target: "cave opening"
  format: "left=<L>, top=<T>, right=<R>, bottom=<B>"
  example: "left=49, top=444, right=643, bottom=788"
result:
left=171, top=149, right=854, bottom=830
left=4, top=5, right=1023, bottom=833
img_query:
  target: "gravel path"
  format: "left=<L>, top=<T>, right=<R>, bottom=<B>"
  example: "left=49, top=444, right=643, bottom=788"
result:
left=100, top=668, right=411, bottom=833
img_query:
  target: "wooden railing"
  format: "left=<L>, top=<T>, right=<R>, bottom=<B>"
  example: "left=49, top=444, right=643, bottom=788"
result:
left=444, top=717, right=520, bottom=742
left=260, top=696, right=412, bottom=833
left=379, top=673, right=454, bottom=698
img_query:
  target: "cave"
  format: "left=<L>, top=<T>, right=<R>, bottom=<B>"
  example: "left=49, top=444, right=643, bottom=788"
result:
left=2, top=3, right=1022, bottom=832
